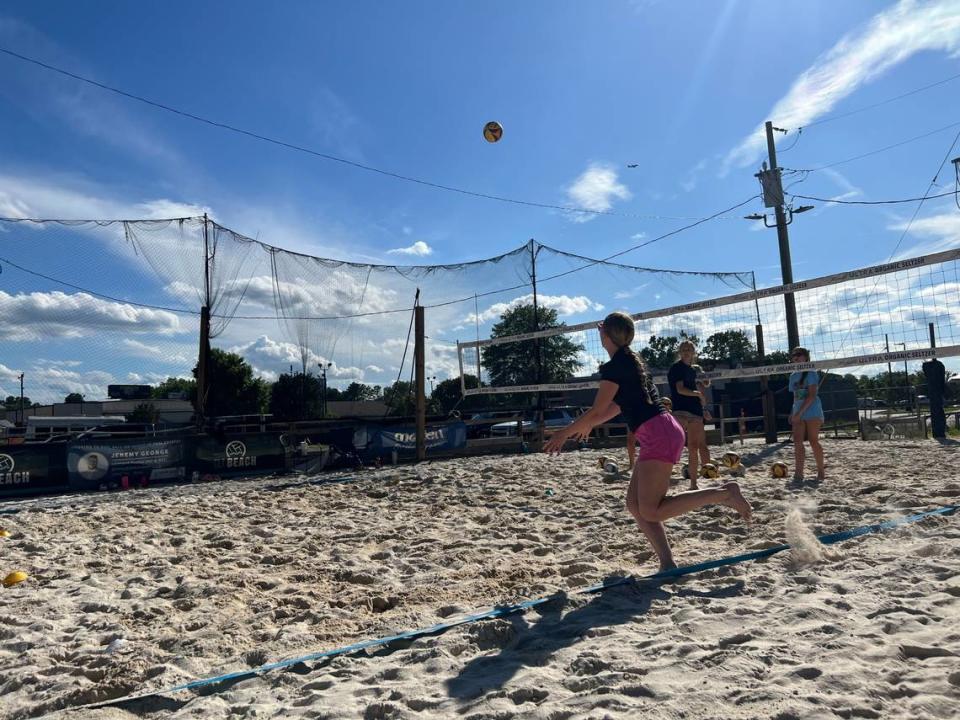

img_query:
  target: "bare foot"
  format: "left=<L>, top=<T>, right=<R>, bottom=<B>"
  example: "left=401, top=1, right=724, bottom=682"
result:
left=659, top=560, right=678, bottom=573
left=722, top=481, right=752, bottom=522
left=816, top=470, right=825, bottom=481
left=689, top=481, right=699, bottom=490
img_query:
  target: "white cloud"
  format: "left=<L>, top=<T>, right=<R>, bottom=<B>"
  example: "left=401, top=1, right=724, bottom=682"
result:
left=680, top=160, right=708, bottom=192
left=0, top=290, right=185, bottom=341
left=630, top=232, right=647, bottom=241
left=565, top=163, right=631, bottom=222
left=228, top=335, right=365, bottom=381
left=890, top=211, right=960, bottom=258
left=725, top=0, right=960, bottom=171
left=614, top=282, right=651, bottom=300
left=459, top=293, right=605, bottom=327
left=0, top=172, right=206, bottom=223
left=121, top=339, right=192, bottom=365
left=387, top=240, right=433, bottom=256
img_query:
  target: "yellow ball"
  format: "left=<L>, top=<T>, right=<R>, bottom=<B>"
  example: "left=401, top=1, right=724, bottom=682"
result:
left=0, top=529, right=10, bottom=538
left=700, top=463, right=720, bottom=479
left=483, top=121, right=504, bottom=143
left=721, top=452, right=741, bottom=469
left=3, top=570, right=28, bottom=588
left=771, top=461, right=789, bottom=479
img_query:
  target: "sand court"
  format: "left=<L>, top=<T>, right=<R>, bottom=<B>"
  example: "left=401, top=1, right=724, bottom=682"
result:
left=1, top=437, right=959, bottom=719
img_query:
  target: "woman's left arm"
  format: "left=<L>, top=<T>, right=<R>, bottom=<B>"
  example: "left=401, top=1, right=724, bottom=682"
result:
left=543, top=381, right=619, bottom=453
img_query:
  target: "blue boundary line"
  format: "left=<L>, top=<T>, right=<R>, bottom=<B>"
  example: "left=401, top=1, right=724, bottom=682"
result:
left=77, top=504, right=957, bottom=711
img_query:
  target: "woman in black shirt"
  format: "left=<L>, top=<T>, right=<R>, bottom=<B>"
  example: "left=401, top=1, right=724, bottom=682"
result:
left=545, top=312, right=752, bottom=572
left=668, top=340, right=711, bottom=489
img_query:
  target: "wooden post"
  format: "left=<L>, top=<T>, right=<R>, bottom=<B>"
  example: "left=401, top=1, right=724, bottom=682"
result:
left=756, top=324, right=777, bottom=443
left=196, top=305, right=210, bottom=421
left=415, top=305, right=426, bottom=462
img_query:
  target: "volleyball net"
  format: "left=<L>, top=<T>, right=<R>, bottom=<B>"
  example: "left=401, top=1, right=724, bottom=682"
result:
left=457, top=248, right=960, bottom=395
left=0, top=217, right=756, bottom=407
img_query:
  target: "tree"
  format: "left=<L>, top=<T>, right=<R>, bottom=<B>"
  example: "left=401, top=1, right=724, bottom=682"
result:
left=3, top=396, right=32, bottom=411
left=383, top=380, right=415, bottom=416
left=639, top=332, right=699, bottom=370
left=269, top=372, right=324, bottom=420
left=152, top=377, right=197, bottom=400
left=765, top=350, right=791, bottom=365
left=431, top=374, right=483, bottom=415
left=64, top=393, right=84, bottom=403
left=342, top=382, right=382, bottom=401
left=701, top=330, right=757, bottom=367
left=127, top=402, right=159, bottom=424
left=480, top=305, right=583, bottom=387
left=196, top=349, right=268, bottom=417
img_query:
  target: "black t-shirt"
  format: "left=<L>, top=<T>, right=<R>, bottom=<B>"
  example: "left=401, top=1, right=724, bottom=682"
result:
left=599, top=348, right=665, bottom=432
left=668, top=360, right=702, bottom=416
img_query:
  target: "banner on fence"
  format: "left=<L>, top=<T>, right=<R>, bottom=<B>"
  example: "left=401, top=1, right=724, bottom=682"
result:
left=67, top=439, right=185, bottom=489
left=0, top=445, right=68, bottom=496
left=356, top=421, right=467, bottom=457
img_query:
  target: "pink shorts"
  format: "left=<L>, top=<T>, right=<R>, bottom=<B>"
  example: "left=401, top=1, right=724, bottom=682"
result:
left=634, top=413, right=686, bottom=465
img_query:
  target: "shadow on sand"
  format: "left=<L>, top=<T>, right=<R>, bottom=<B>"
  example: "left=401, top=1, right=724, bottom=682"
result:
left=445, top=576, right=745, bottom=700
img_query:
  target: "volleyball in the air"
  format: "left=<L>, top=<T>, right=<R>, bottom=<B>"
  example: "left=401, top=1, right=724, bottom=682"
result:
left=771, top=461, right=789, bottom=479
left=483, top=121, right=503, bottom=143
left=700, top=463, right=720, bottom=479
left=721, top=452, right=741, bottom=469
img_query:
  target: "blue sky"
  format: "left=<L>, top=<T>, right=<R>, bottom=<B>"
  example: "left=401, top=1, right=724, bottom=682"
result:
left=1, top=0, right=960, bottom=402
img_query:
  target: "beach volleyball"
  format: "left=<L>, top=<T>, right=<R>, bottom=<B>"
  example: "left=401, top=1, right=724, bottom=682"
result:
left=598, top=456, right=619, bottom=474
left=771, top=461, right=789, bottom=479
left=700, top=463, right=720, bottom=479
left=721, top=452, right=741, bottom=469
left=3, top=570, right=27, bottom=587
left=483, top=121, right=503, bottom=143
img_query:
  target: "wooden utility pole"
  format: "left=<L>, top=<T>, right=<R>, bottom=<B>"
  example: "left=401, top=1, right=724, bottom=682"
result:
left=764, top=121, right=800, bottom=351
left=415, top=305, right=426, bottom=462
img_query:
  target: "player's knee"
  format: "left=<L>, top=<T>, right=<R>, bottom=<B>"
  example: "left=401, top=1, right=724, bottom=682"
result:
left=636, top=503, right=661, bottom=523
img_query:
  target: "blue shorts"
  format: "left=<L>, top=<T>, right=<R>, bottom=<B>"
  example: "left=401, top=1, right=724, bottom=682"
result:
left=792, top=399, right=824, bottom=422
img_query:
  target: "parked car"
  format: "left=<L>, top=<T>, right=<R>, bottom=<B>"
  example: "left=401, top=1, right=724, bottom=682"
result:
left=490, top=407, right=578, bottom=437
left=467, top=411, right=521, bottom=439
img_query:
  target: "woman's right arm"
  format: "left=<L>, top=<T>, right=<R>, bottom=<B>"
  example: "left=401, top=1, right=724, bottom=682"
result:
left=674, top=380, right=703, bottom=399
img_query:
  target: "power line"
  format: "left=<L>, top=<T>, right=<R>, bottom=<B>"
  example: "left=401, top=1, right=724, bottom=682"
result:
left=0, top=255, right=200, bottom=315
left=791, top=189, right=959, bottom=205
left=887, top=126, right=960, bottom=259
left=784, top=119, right=960, bottom=173
left=798, top=70, right=960, bottom=130
left=828, top=126, right=960, bottom=364
left=535, top=195, right=761, bottom=286
left=0, top=46, right=730, bottom=223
